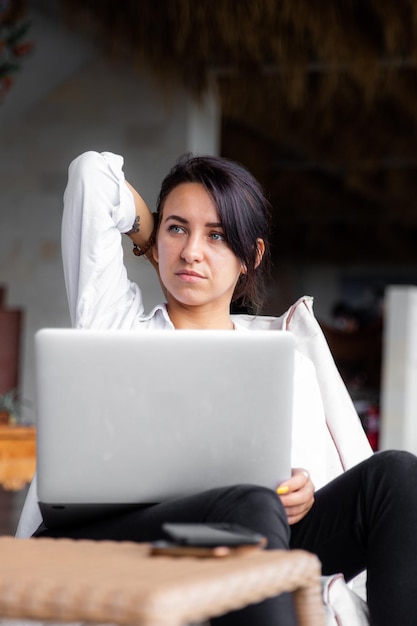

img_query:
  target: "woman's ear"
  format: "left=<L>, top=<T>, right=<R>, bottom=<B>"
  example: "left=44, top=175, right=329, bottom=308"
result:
left=240, top=239, right=265, bottom=275
left=255, top=238, right=265, bottom=269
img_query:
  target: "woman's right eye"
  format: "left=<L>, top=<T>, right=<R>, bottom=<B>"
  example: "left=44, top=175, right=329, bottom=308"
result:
left=168, top=224, right=185, bottom=234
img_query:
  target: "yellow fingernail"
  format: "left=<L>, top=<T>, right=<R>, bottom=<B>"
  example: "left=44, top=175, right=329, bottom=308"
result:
left=276, top=485, right=289, bottom=495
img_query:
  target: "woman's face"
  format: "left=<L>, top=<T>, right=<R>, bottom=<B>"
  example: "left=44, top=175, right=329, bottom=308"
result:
left=153, top=182, right=244, bottom=312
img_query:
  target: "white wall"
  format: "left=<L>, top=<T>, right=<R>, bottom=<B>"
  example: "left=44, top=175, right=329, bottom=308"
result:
left=0, top=10, right=219, bottom=423
left=0, top=7, right=96, bottom=129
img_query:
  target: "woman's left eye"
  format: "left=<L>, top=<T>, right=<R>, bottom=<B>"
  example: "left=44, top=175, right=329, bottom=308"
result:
left=209, top=232, right=225, bottom=241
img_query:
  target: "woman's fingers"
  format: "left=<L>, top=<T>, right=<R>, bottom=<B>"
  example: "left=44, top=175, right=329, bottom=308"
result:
left=277, top=467, right=315, bottom=525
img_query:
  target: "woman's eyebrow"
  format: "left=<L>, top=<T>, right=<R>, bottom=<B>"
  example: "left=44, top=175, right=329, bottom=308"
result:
left=164, top=215, right=223, bottom=228
left=165, top=214, right=188, bottom=224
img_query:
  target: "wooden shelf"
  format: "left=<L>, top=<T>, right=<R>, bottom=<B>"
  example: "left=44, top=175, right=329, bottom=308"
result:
left=0, top=426, right=36, bottom=491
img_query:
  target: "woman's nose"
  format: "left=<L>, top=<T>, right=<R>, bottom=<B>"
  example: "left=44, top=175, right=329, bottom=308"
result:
left=181, top=235, right=204, bottom=263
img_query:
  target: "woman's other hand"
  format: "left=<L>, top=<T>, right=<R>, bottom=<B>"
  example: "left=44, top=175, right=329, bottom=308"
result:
left=276, top=468, right=315, bottom=525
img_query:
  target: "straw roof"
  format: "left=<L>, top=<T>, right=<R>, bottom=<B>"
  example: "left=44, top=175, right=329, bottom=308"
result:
left=59, top=0, right=417, bottom=265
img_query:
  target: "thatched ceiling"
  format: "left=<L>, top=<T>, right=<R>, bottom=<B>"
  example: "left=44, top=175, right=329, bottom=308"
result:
left=58, top=0, right=417, bottom=265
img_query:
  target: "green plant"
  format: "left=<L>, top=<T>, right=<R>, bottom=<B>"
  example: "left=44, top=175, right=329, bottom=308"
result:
left=0, top=389, right=21, bottom=424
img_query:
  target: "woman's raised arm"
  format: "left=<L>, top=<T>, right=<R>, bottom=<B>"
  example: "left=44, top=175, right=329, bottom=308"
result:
left=62, top=151, right=149, bottom=329
left=124, top=181, right=158, bottom=271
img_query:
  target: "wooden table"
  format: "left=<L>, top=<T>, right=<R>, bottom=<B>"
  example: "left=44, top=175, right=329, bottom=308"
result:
left=0, top=537, right=325, bottom=625
left=0, top=426, right=36, bottom=490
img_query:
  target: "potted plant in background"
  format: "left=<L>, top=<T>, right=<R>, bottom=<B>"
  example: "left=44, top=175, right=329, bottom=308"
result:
left=0, top=389, right=21, bottom=425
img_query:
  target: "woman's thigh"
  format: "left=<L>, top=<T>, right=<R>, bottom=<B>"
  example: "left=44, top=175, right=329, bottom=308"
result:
left=34, top=483, right=290, bottom=549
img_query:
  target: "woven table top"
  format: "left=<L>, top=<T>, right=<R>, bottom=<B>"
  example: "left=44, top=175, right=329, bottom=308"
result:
left=0, top=537, right=325, bottom=626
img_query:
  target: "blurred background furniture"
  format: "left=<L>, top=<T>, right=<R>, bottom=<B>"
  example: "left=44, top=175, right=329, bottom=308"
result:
left=0, top=426, right=36, bottom=491
left=0, top=286, right=22, bottom=402
left=380, top=285, right=417, bottom=454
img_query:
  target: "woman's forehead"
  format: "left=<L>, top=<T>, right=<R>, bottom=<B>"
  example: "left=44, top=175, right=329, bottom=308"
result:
left=161, top=182, right=221, bottom=221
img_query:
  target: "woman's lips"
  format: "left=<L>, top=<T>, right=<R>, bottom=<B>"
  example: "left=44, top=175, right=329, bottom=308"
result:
left=175, top=270, right=206, bottom=282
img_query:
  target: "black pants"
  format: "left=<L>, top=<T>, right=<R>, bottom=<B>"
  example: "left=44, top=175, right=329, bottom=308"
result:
left=34, top=450, right=417, bottom=626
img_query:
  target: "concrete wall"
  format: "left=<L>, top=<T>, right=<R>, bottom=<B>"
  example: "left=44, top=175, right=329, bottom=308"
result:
left=0, top=10, right=219, bottom=422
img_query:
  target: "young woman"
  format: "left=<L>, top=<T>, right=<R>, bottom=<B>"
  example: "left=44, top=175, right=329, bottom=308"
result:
left=32, top=151, right=417, bottom=626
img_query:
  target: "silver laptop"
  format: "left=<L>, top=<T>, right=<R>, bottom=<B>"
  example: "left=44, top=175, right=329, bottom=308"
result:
left=35, top=328, right=295, bottom=527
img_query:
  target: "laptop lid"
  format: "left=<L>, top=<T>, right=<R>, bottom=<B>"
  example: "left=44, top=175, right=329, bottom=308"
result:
left=35, top=328, right=295, bottom=527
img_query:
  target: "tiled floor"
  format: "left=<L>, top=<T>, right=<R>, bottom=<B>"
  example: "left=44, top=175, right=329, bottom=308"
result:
left=0, top=487, right=28, bottom=535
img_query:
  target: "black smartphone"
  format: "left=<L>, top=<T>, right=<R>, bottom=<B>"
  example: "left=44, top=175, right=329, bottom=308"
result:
left=151, top=523, right=267, bottom=558
left=163, top=522, right=266, bottom=546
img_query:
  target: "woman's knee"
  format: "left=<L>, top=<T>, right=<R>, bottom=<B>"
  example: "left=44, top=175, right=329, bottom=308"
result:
left=370, top=449, right=417, bottom=478
left=231, top=483, right=286, bottom=512
left=364, top=450, right=417, bottom=499
left=204, top=484, right=290, bottom=549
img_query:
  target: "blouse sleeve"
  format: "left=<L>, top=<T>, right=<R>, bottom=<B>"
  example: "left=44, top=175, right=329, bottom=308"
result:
left=61, top=151, right=146, bottom=329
